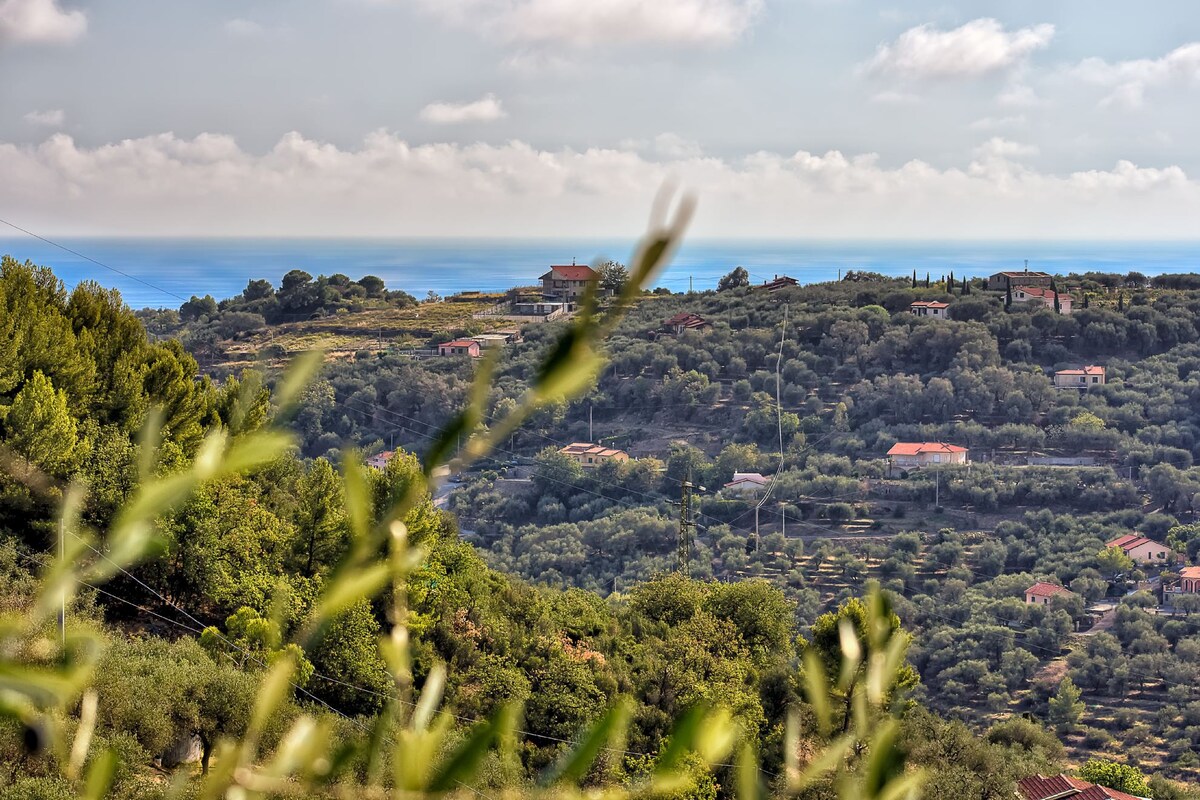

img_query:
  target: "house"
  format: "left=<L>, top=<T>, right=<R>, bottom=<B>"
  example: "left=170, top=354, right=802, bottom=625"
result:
left=909, top=300, right=949, bottom=319
left=723, top=472, right=770, bottom=496
left=757, top=275, right=798, bottom=292
left=559, top=442, right=630, bottom=468
left=438, top=339, right=481, bottom=358
left=986, top=269, right=1053, bottom=292
left=886, top=442, right=969, bottom=469
left=540, top=264, right=597, bottom=301
left=662, top=312, right=711, bottom=335
left=1017, top=773, right=1146, bottom=800
left=1054, top=366, right=1106, bottom=388
left=470, top=334, right=511, bottom=349
left=1025, top=582, right=1074, bottom=606
left=1011, top=286, right=1073, bottom=314
left=1106, top=534, right=1175, bottom=565
left=367, top=451, right=393, bottom=470
left=1165, top=565, right=1200, bottom=597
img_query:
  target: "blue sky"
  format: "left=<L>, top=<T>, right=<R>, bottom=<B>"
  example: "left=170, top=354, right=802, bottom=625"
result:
left=2, top=0, right=1199, bottom=237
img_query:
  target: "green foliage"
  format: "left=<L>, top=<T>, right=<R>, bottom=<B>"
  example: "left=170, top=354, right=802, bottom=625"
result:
left=1047, top=676, right=1084, bottom=732
left=1078, top=759, right=1151, bottom=796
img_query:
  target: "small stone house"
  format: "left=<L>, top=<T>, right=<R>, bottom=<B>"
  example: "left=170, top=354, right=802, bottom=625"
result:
left=1024, top=582, right=1074, bottom=606
left=1053, top=365, right=1105, bottom=388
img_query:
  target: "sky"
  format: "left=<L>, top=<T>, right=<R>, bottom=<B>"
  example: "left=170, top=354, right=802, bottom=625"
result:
left=2, top=0, right=1200, bottom=238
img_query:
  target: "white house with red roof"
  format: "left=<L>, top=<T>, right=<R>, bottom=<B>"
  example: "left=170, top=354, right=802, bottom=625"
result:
left=886, top=442, right=969, bottom=470
left=1012, top=285, right=1073, bottom=314
left=367, top=451, right=393, bottom=470
left=1106, top=534, right=1174, bottom=566
left=1025, top=582, right=1074, bottom=605
left=438, top=339, right=482, bottom=358
left=1017, top=773, right=1146, bottom=800
left=540, top=263, right=597, bottom=300
left=909, top=300, right=949, bottom=319
left=1054, top=365, right=1106, bottom=388
left=723, top=472, right=770, bottom=496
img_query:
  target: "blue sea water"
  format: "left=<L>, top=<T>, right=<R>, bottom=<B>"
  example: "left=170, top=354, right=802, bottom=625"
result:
left=3, top=237, right=1200, bottom=309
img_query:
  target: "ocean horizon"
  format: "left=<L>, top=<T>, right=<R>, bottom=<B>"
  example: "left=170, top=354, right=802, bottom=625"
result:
left=4, top=237, right=1200, bottom=309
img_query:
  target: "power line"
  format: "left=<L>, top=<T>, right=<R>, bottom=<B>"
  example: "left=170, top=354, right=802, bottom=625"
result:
left=0, top=216, right=188, bottom=303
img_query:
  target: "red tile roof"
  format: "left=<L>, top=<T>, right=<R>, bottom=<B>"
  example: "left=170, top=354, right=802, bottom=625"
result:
left=1055, top=365, right=1105, bottom=377
left=665, top=312, right=710, bottom=330
left=1105, top=534, right=1159, bottom=553
left=994, top=270, right=1053, bottom=278
left=1017, top=774, right=1143, bottom=800
left=1026, top=582, right=1073, bottom=599
left=440, top=339, right=480, bottom=348
left=1180, top=566, right=1200, bottom=579
left=886, top=442, right=969, bottom=456
left=758, top=275, right=798, bottom=291
left=910, top=300, right=949, bottom=309
left=541, top=265, right=597, bottom=282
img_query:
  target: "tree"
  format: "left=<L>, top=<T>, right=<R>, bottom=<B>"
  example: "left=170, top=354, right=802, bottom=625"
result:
left=911, top=269, right=917, bottom=289
left=425, top=290, right=442, bottom=303
left=1078, top=760, right=1150, bottom=796
left=925, top=272, right=930, bottom=288
left=596, top=260, right=630, bottom=295
left=1047, top=676, right=1083, bottom=732
left=1005, top=284, right=1013, bottom=311
left=717, top=266, right=749, bottom=291
left=2, top=370, right=79, bottom=476
left=357, top=275, right=386, bottom=298
left=1096, top=545, right=1134, bottom=577
left=243, top=279, right=274, bottom=301
left=180, top=294, right=218, bottom=322
left=1117, top=292, right=1125, bottom=311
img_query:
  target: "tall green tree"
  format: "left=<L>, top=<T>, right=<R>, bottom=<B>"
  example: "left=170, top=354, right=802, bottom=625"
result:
left=1047, top=676, right=1084, bottom=732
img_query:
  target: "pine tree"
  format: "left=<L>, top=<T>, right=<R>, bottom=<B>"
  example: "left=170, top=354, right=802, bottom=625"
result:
left=1048, top=676, right=1084, bottom=732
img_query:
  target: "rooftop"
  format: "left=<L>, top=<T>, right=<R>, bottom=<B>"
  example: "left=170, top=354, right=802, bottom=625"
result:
left=1055, top=365, right=1105, bottom=376
left=541, top=265, right=597, bottom=282
left=1017, top=774, right=1144, bottom=800
left=886, top=442, right=969, bottom=456
left=910, top=300, right=950, bottom=309
left=1015, top=286, right=1072, bottom=300
left=1026, top=582, right=1073, bottom=599
left=560, top=442, right=627, bottom=458
left=440, top=339, right=479, bottom=348
left=1105, top=534, right=1161, bottom=552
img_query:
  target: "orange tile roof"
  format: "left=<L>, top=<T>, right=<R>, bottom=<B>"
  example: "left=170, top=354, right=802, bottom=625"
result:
left=1106, top=534, right=1158, bottom=553
left=1178, top=566, right=1200, bottom=579
left=1026, top=582, right=1073, bottom=599
left=1055, top=365, right=1105, bottom=376
left=886, top=442, right=968, bottom=456
left=440, top=339, right=480, bottom=348
left=541, top=265, right=597, bottom=281
left=560, top=442, right=627, bottom=458
left=910, top=300, right=949, bottom=309
left=1016, top=286, right=1072, bottom=300
left=1017, top=774, right=1142, bottom=800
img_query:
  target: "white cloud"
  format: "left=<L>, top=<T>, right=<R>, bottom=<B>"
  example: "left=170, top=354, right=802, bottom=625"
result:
left=418, top=94, right=507, bottom=124
left=23, top=108, right=65, bottom=126
left=0, top=0, right=85, bottom=45
left=996, top=83, right=1044, bottom=107
left=865, top=18, right=1054, bottom=79
left=2, top=130, right=1197, bottom=238
left=413, top=0, right=763, bottom=47
left=225, top=18, right=265, bottom=36
left=653, top=133, right=703, bottom=159
left=1072, top=42, right=1200, bottom=108
left=870, top=90, right=920, bottom=105
left=969, top=114, right=1027, bottom=131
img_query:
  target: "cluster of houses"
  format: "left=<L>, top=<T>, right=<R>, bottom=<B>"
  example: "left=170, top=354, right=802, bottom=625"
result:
left=909, top=268, right=1075, bottom=318
left=1025, top=533, right=1199, bottom=610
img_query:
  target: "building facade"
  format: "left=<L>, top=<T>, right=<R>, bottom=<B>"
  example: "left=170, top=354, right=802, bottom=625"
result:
left=1053, top=366, right=1106, bottom=388
left=886, top=442, right=969, bottom=469
left=540, top=265, right=597, bottom=300
left=438, top=339, right=482, bottom=357
left=1106, top=534, right=1174, bottom=565
left=987, top=269, right=1053, bottom=291
left=559, top=442, right=630, bottom=468
left=909, top=300, right=949, bottom=319
left=1011, top=286, right=1072, bottom=314
left=1025, top=582, right=1074, bottom=605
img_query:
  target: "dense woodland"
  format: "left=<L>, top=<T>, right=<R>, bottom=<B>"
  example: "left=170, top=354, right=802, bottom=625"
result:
left=4, top=254, right=1200, bottom=798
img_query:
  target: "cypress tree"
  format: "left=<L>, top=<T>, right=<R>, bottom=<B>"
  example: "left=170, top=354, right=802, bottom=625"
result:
left=1083, top=292, right=1089, bottom=309
left=962, top=278, right=971, bottom=296
left=1005, top=284, right=1012, bottom=311
left=911, top=269, right=917, bottom=289
left=1118, top=292, right=1125, bottom=311
left=924, top=272, right=930, bottom=288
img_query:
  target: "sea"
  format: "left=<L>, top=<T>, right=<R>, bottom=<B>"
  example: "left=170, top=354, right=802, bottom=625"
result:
left=3, top=237, right=1200, bottom=309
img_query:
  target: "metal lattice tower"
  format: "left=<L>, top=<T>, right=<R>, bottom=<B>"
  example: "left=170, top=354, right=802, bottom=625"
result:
left=678, top=470, right=694, bottom=575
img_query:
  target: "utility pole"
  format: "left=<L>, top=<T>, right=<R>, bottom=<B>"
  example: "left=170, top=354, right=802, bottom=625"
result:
left=935, top=468, right=940, bottom=508
left=781, top=503, right=786, bottom=538
left=59, top=518, right=65, bottom=646
left=589, top=404, right=593, bottom=442
left=689, top=275, right=693, bottom=293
